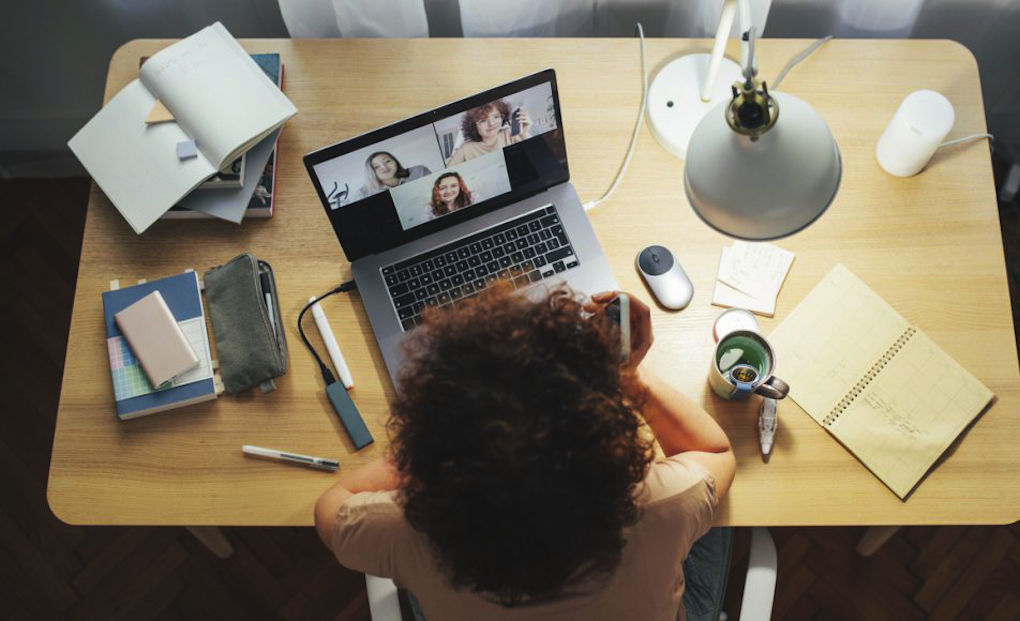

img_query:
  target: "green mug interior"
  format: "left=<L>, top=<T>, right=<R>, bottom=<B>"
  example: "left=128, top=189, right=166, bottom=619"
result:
left=716, top=332, right=772, bottom=380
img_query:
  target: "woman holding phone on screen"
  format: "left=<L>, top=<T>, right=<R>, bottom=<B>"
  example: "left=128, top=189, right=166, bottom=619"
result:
left=447, top=100, right=531, bottom=165
left=430, top=172, right=473, bottom=218
left=359, top=151, right=431, bottom=199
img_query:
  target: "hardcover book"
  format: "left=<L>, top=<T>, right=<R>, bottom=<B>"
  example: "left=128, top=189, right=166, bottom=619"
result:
left=102, top=271, right=217, bottom=420
left=68, top=23, right=296, bottom=233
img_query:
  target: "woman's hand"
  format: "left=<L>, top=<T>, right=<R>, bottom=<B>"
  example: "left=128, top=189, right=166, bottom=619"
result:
left=587, top=291, right=654, bottom=369
left=516, top=109, right=532, bottom=138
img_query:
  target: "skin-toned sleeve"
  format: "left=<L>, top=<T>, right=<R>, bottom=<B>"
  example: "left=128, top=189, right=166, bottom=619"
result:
left=640, top=455, right=719, bottom=554
left=446, top=149, right=466, bottom=166
left=330, top=490, right=424, bottom=586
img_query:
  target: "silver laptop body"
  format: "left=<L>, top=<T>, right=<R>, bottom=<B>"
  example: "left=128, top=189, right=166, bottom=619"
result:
left=305, top=70, right=616, bottom=382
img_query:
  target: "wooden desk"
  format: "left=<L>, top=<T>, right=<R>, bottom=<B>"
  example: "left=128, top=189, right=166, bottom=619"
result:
left=49, top=38, right=1020, bottom=527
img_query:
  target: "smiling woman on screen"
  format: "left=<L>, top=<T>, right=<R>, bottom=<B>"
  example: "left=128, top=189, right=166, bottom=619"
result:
left=360, top=151, right=431, bottom=198
left=430, top=172, right=473, bottom=218
left=447, top=100, right=531, bottom=165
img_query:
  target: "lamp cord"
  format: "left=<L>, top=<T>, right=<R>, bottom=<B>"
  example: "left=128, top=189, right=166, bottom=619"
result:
left=940, top=133, right=994, bottom=149
left=298, top=280, right=358, bottom=386
left=769, top=37, right=993, bottom=152
left=583, top=22, right=647, bottom=212
left=771, top=35, right=833, bottom=91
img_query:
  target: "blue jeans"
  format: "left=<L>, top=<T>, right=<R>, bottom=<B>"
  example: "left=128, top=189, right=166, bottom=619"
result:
left=407, top=527, right=734, bottom=621
left=681, top=527, right=734, bottom=621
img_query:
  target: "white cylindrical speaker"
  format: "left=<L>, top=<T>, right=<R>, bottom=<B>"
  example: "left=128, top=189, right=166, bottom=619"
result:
left=876, top=90, right=955, bottom=177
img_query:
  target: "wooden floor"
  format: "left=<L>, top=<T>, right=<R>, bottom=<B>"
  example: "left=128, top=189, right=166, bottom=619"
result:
left=4, top=178, right=1020, bottom=620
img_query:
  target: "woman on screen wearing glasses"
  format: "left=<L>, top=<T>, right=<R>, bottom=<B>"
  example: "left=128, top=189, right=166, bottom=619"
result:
left=359, top=151, right=431, bottom=199
left=430, top=172, right=473, bottom=218
left=446, top=100, right=531, bottom=165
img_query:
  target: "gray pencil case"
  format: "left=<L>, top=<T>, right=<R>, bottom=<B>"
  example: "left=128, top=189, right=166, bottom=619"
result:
left=204, top=253, right=288, bottom=394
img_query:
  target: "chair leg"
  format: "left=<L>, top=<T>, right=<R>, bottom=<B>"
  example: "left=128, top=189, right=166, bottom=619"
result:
left=738, top=527, right=777, bottom=621
left=855, top=525, right=900, bottom=557
left=186, top=526, right=235, bottom=559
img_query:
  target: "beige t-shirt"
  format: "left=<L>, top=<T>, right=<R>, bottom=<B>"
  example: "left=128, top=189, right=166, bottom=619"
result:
left=446, top=128, right=524, bottom=165
left=331, top=456, right=717, bottom=621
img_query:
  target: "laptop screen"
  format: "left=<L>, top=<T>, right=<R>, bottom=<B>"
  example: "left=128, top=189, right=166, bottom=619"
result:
left=304, top=69, right=567, bottom=262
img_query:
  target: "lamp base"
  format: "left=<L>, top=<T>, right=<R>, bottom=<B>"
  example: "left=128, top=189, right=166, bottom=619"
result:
left=647, top=54, right=742, bottom=160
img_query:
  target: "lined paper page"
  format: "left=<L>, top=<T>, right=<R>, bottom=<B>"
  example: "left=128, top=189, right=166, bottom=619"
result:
left=832, top=330, right=993, bottom=498
left=770, top=264, right=909, bottom=424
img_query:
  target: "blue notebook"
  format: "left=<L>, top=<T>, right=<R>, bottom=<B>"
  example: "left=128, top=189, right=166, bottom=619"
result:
left=102, top=271, right=217, bottom=420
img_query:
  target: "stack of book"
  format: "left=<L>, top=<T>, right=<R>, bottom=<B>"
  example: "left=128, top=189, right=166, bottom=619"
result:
left=69, top=23, right=297, bottom=232
left=102, top=271, right=219, bottom=419
left=161, top=53, right=284, bottom=221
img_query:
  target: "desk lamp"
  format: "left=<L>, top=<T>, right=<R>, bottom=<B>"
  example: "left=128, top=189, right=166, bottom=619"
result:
left=649, top=0, right=842, bottom=240
left=684, top=26, right=841, bottom=240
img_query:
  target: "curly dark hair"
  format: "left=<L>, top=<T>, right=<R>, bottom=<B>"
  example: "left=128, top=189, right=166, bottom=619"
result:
left=388, top=282, right=653, bottom=606
left=460, top=99, right=512, bottom=143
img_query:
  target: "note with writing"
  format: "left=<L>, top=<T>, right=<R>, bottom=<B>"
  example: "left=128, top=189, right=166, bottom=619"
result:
left=712, top=248, right=777, bottom=316
left=718, top=241, right=795, bottom=301
left=711, top=242, right=795, bottom=317
left=769, top=264, right=994, bottom=499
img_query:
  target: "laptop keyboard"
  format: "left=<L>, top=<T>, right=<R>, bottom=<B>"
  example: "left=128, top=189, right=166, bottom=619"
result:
left=382, top=205, right=579, bottom=332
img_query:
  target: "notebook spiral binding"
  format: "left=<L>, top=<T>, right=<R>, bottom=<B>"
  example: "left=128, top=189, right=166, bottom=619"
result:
left=822, top=326, right=917, bottom=426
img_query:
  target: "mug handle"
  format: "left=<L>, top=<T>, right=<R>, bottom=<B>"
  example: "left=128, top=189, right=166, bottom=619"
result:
left=755, top=376, right=790, bottom=399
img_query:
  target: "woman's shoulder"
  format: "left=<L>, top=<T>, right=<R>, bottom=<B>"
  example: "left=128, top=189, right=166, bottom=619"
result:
left=641, top=456, right=717, bottom=506
left=406, top=164, right=431, bottom=179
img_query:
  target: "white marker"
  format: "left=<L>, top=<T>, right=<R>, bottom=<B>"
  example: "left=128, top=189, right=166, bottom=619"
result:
left=310, top=296, right=354, bottom=389
left=242, top=445, right=339, bottom=471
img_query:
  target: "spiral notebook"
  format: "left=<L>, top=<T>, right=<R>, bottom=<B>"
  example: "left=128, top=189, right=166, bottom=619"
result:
left=770, top=264, right=994, bottom=499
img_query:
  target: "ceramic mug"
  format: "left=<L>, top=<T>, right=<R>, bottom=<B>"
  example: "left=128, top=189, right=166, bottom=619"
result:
left=709, top=329, right=789, bottom=400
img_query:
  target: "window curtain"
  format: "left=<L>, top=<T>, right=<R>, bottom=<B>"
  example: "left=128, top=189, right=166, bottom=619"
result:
left=278, top=0, right=1020, bottom=157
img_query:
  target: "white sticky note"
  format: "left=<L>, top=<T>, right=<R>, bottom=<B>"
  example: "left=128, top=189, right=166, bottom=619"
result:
left=711, top=247, right=778, bottom=317
left=712, top=277, right=777, bottom=317
left=718, top=241, right=795, bottom=301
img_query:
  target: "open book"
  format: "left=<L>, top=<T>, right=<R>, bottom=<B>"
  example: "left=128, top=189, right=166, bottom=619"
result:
left=68, top=22, right=297, bottom=233
left=769, top=264, right=994, bottom=499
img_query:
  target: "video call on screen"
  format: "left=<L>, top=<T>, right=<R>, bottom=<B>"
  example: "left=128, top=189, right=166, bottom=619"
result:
left=313, top=80, right=567, bottom=260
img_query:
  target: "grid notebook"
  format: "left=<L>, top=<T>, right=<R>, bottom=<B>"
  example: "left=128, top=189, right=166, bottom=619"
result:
left=101, top=271, right=217, bottom=420
left=769, top=264, right=994, bottom=499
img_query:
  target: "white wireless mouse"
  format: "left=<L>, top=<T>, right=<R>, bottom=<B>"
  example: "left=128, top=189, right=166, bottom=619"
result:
left=636, top=245, right=694, bottom=310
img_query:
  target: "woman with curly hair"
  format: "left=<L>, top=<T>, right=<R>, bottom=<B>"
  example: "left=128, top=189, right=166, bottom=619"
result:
left=447, top=99, right=532, bottom=165
left=315, top=284, right=736, bottom=620
left=430, top=172, right=473, bottom=218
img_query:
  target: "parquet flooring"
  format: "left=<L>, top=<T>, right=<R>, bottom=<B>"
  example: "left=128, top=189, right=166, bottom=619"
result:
left=4, top=177, right=1020, bottom=620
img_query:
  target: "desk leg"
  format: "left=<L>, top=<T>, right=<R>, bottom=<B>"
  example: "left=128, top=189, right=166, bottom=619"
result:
left=187, top=526, right=234, bottom=559
left=855, top=525, right=901, bottom=557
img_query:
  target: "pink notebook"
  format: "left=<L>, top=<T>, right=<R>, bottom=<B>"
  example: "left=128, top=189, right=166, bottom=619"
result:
left=114, top=291, right=199, bottom=387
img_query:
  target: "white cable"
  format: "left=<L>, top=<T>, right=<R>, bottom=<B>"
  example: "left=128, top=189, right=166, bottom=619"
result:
left=771, top=35, right=833, bottom=91
left=584, top=22, right=647, bottom=211
left=940, top=133, right=994, bottom=149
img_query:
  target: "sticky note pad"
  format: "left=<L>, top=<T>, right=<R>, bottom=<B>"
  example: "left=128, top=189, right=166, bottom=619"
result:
left=176, top=140, right=198, bottom=160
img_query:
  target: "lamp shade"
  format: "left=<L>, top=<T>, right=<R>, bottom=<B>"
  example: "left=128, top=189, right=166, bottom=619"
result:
left=684, top=91, right=842, bottom=240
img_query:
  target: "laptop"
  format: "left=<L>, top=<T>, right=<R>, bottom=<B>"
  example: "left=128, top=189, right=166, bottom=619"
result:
left=304, top=69, right=617, bottom=381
